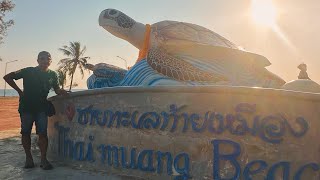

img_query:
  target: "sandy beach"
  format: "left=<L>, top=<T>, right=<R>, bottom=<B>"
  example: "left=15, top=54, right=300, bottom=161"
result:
left=0, top=97, right=132, bottom=179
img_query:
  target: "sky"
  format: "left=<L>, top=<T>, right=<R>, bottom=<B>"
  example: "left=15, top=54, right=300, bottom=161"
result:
left=0, top=0, right=319, bottom=89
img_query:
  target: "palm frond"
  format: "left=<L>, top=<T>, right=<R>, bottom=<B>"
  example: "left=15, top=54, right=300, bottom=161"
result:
left=67, top=46, right=76, bottom=57
left=79, top=57, right=89, bottom=64
left=71, top=42, right=81, bottom=58
left=58, top=60, right=73, bottom=71
left=56, top=69, right=67, bottom=88
left=58, top=48, right=72, bottom=57
left=57, top=58, right=71, bottom=65
left=78, top=63, right=85, bottom=78
left=80, top=46, right=87, bottom=57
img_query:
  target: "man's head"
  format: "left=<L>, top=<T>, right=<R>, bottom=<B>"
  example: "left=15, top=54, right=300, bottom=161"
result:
left=37, top=51, right=52, bottom=70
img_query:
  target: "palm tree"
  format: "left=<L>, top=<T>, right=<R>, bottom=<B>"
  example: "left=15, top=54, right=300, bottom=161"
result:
left=58, top=42, right=90, bottom=91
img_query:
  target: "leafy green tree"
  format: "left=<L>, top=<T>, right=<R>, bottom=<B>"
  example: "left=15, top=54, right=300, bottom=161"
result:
left=58, top=42, right=90, bottom=91
left=0, top=0, right=15, bottom=44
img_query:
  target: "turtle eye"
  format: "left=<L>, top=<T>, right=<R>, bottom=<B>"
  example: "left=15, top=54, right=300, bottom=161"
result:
left=109, top=9, right=118, bottom=16
left=103, top=9, right=119, bottom=19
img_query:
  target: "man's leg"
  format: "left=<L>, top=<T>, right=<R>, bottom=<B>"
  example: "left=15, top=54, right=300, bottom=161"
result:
left=38, top=134, right=48, bottom=160
left=35, top=112, right=53, bottom=170
left=22, top=135, right=32, bottom=159
left=20, top=113, right=35, bottom=168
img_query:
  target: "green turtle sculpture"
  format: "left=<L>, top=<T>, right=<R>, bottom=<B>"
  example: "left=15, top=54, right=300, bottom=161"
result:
left=98, top=8, right=285, bottom=87
left=85, top=63, right=127, bottom=89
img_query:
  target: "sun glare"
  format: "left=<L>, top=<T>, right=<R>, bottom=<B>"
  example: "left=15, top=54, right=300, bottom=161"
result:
left=251, top=0, right=277, bottom=28
left=250, top=0, right=299, bottom=64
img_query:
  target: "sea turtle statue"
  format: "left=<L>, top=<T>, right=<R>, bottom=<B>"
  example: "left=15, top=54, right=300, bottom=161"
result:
left=282, top=63, right=320, bottom=93
left=98, top=8, right=285, bottom=87
left=85, top=63, right=127, bottom=89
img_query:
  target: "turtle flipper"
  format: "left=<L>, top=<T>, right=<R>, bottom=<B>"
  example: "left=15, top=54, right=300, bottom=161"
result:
left=147, top=47, right=227, bottom=82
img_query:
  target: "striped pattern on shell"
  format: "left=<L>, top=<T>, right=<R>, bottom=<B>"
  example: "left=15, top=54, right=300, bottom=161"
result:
left=147, top=47, right=227, bottom=82
left=93, top=63, right=127, bottom=78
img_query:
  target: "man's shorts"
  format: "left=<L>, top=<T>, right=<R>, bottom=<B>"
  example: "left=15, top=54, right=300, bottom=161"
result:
left=20, top=112, right=48, bottom=135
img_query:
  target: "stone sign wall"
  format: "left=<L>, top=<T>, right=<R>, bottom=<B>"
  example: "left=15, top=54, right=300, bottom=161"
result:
left=48, top=86, right=320, bottom=179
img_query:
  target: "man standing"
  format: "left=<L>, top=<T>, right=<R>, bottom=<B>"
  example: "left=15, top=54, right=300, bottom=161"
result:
left=3, top=51, right=68, bottom=170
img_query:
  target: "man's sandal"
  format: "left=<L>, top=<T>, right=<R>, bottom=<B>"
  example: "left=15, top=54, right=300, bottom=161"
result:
left=40, top=159, right=53, bottom=170
left=24, top=158, right=35, bottom=169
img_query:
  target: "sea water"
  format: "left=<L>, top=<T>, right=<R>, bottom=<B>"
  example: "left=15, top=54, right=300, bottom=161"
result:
left=0, top=89, right=85, bottom=97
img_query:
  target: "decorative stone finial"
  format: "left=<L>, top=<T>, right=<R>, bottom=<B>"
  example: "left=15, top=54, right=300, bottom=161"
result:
left=281, top=63, right=320, bottom=93
left=297, top=63, right=310, bottom=80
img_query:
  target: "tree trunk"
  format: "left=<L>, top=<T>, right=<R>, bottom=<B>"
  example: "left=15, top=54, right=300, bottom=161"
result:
left=62, top=73, right=66, bottom=89
left=69, top=72, right=74, bottom=91
left=69, top=65, right=77, bottom=91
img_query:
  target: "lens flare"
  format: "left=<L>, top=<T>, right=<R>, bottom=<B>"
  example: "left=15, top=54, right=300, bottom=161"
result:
left=251, top=0, right=277, bottom=28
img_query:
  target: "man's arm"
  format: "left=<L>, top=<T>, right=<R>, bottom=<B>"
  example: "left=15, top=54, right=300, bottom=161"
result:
left=3, top=72, right=23, bottom=97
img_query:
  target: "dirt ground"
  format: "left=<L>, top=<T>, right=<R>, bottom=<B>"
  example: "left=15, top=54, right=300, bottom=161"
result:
left=0, top=97, right=20, bottom=131
left=0, top=97, right=21, bottom=139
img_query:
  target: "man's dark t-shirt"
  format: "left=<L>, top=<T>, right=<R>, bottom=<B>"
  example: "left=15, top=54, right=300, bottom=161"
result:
left=12, top=67, right=59, bottom=113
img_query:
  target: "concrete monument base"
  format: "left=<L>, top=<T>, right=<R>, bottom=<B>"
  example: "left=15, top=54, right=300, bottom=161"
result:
left=48, top=86, right=320, bottom=179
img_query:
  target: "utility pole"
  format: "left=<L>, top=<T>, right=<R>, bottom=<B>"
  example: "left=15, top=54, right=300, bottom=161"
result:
left=116, top=56, right=128, bottom=69
left=3, top=60, right=18, bottom=97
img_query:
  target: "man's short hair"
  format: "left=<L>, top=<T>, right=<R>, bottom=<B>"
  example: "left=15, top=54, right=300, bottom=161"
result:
left=37, top=51, right=51, bottom=60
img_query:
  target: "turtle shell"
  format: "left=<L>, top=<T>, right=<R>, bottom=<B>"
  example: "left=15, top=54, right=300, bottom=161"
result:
left=151, top=21, right=237, bottom=49
left=151, top=21, right=271, bottom=67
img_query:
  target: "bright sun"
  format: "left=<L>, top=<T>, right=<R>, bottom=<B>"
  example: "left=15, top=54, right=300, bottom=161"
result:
left=251, top=0, right=277, bottom=28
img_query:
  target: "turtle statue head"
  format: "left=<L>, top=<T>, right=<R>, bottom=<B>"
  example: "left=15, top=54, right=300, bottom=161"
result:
left=84, top=63, right=95, bottom=71
left=99, top=9, right=145, bottom=49
left=86, top=63, right=128, bottom=89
